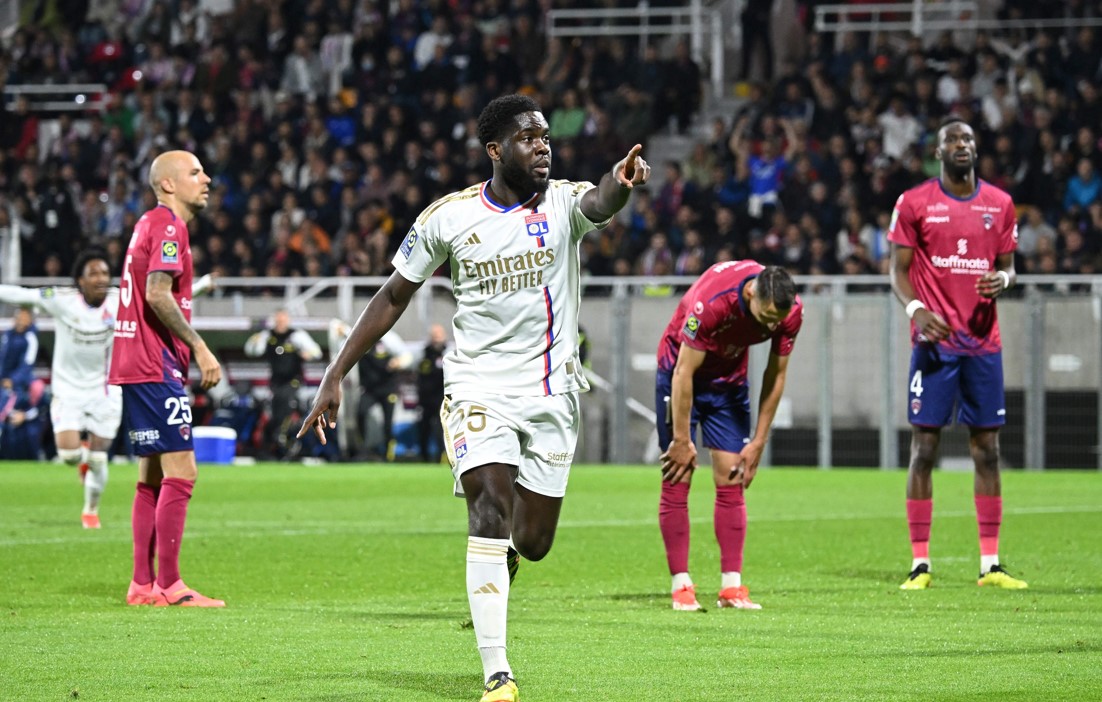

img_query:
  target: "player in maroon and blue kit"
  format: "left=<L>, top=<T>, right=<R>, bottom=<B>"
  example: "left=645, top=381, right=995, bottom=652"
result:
left=889, top=118, right=1027, bottom=590
left=656, top=262, right=801, bottom=611
left=110, top=150, right=225, bottom=607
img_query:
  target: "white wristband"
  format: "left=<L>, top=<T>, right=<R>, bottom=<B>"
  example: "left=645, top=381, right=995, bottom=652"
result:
left=905, top=300, right=926, bottom=320
left=995, top=270, right=1010, bottom=290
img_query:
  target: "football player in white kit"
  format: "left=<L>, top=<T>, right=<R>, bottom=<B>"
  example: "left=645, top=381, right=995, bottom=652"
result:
left=299, top=94, right=649, bottom=702
left=0, top=250, right=211, bottom=528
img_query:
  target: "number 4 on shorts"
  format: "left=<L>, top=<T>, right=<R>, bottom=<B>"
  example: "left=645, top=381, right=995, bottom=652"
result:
left=910, top=370, right=923, bottom=398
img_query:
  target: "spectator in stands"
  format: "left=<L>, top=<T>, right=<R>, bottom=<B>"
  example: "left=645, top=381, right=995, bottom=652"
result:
left=8, top=1, right=1102, bottom=288
left=1064, top=158, right=1102, bottom=213
left=729, top=115, right=797, bottom=223
left=244, top=309, right=323, bottom=460
left=660, top=40, right=703, bottom=134
left=740, top=0, right=774, bottom=81
left=356, top=332, right=410, bottom=461
left=416, top=324, right=447, bottom=463
left=0, top=306, right=45, bottom=458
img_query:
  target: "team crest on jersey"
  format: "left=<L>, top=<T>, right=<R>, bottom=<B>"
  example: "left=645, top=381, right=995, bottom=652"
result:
left=683, top=315, right=700, bottom=340
left=165, top=224, right=176, bottom=237
left=161, top=240, right=179, bottom=263
left=982, top=213, right=994, bottom=230
left=694, top=301, right=704, bottom=314
left=525, top=213, right=549, bottom=247
left=453, top=434, right=468, bottom=460
left=400, top=228, right=418, bottom=259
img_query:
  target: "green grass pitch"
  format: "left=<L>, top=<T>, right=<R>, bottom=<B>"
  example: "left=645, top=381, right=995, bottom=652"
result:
left=1, top=462, right=1100, bottom=701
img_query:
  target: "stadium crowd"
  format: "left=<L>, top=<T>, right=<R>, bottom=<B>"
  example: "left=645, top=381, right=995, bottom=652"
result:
left=1, top=0, right=1101, bottom=287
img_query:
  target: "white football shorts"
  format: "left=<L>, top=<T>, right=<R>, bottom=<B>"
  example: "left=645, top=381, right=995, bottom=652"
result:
left=50, top=387, right=123, bottom=439
left=441, top=391, right=580, bottom=498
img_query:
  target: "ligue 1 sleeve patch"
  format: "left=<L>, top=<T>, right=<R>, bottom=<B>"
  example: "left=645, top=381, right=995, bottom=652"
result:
left=399, top=228, right=418, bottom=259
left=683, top=315, right=700, bottom=340
left=161, top=240, right=179, bottom=264
left=40, top=287, right=55, bottom=299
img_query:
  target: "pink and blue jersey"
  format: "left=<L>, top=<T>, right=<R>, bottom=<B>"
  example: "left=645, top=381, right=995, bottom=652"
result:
left=656, top=260, right=803, bottom=388
left=109, top=205, right=195, bottom=385
left=888, top=178, right=1017, bottom=355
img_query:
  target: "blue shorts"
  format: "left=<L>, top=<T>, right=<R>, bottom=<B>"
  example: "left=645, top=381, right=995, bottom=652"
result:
left=907, top=347, right=1006, bottom=428
left=655, top=371, right=750, bottom=454
left=121, top=379, right=194, bottom=456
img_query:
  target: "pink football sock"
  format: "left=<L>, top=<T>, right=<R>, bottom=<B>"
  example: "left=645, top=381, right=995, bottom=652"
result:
left=975, top=495, right=1002, bottom=558
left=155, top=478, right=194, bottom=589
left=906, top=499, right=932, bottom=560
left=714, top=484, right=746, bottom=573
left=659, top=481, right=691, bottom=575
left=132, top=483, right=159, bottom=585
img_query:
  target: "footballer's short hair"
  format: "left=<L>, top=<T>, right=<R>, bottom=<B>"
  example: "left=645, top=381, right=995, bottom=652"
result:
left=937, top=115, right=972, bottom=138
left=756, top=266, right=796, bottom=311
left=477, top=94, right=542, bottom=146
left=72, top=248, right=111, bottom=283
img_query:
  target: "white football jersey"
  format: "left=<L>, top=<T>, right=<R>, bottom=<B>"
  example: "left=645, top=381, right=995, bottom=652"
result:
left=393, top=179, right=606, bottom=396
left=0, top=285, right=119, bottom=399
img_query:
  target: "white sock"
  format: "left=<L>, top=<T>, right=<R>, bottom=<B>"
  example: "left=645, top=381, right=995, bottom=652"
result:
left=671, top=572, right=693, bottom=592
left=479, top=647, right=510, bottom=684
left=912, top=557, right=931, bottom=571
left=721, top=571, right=741, bottom=590
left=83, top=451, right=109, bottom=514
left=467, top=536, right=511, bottom=682
left=980, top=555, right=999, bottom=574
left=57, top=447, right=83, bottom=466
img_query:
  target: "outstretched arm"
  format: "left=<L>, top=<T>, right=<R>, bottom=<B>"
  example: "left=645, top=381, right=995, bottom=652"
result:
left=146, top=271, right=222, bottom=388
left=244, top=329, right=271, bottom=357
left=0, top=285, right=53, bottom=314
left=579, top=144, right=651, bottom=223
left=298, top=271, right=422, bottom=442
left=193, top=273, right=215, bottom=297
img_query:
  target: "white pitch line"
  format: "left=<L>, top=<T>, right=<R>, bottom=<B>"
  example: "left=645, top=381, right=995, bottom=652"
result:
left=0, top=505, right=1099, bottom=547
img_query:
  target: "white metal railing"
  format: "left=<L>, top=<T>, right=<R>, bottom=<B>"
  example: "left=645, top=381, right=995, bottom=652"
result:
left=814, top=1, right=1102, bottom=35
left=14, top=273, right=1102, bottom=298
left=5, top=275, right=1100, bottom=469
left=546, top=0, right=725, bottom=97
left=3, top=83, right=109, bottom=112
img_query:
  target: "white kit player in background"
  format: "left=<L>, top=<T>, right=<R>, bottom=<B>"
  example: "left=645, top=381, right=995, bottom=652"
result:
left=0, top=249, right=212, bottom=529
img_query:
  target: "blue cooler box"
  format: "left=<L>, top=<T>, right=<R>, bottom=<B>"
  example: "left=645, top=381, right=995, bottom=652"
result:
left=193, top=426, right=237, bottom=464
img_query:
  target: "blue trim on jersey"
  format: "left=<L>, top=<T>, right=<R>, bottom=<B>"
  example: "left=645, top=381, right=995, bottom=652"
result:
left=155, top=204, right=178, bottom=220
left=480, top=181, right=540, bottom=213
left=706, top=274, right=755, bottom=315
left=935, top=177, right=982, bottom=202
left=541, top=286, right=555, bottom=395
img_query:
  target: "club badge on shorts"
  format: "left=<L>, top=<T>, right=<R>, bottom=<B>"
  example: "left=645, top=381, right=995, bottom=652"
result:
left=453, top=434, right=468, bottom=460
